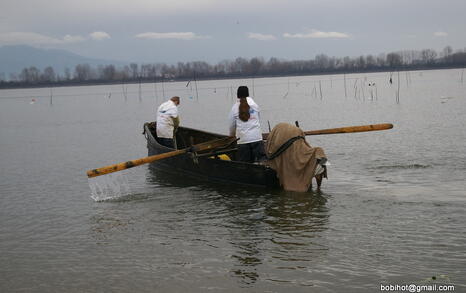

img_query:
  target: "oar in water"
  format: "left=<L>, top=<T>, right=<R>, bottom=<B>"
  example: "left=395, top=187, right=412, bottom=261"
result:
left=262, top=123, right=393, bottom=140
left=87, top=136, right=237, bottom=178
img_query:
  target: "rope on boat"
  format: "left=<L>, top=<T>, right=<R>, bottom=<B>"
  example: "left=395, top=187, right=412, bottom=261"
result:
left=267, top=135, right=304, bottom=160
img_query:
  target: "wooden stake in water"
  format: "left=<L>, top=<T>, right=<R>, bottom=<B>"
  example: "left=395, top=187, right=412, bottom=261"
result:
left=154, top=76, right=159, bottom=104
left=138, top=78, right=142, bottom=102
left=162, top=79, right=165, bottom=98
left=396, top=71, right=401, bottom=103
left=319, top=80, right=323, bottom=100
left=344, top=73, right=347, bottom=98
left=194, top=72, right=199, bottom=101
left=360, top=79, right=365, bottom=101
left=49, top=88, right=53, bottom=105
left=122, top=82, right=127, bottom=101
left=252, top=77, right=255, bottom=97
left=353, top=78, right=358, bottom=100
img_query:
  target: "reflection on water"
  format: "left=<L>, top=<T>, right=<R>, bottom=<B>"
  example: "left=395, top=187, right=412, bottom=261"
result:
left=90, top=211, right=132, bottom=245
left=231, top=192, right=329, bottom=286
left=146, top=167, right=330, bottom=286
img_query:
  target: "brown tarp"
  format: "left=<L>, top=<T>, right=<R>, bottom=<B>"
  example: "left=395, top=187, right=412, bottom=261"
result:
left=265, top=123, right=327, bottom=192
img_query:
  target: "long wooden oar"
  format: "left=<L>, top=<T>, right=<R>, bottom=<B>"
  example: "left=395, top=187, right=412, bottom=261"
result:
left=87, top=136, right=236, bottom=178
left=262, top=123, right=393, bottom=140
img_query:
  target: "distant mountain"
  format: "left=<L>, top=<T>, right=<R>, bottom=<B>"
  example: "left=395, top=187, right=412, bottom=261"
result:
left=0, top=45, right=124, bottom=77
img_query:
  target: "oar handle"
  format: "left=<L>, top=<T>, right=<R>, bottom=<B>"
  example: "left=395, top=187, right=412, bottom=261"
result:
left=303, top=123, right=393, bottom=136
left=87, top=149, right=186, bottom=178
left=262, top=123, right=393, bottom=139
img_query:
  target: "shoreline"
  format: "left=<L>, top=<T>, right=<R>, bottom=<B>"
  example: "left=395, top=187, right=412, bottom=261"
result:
left=0, top=64, right=464, bottom=90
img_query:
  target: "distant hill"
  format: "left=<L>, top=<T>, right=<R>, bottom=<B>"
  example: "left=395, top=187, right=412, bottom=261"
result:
left=0, top=45, right=123, bottom=77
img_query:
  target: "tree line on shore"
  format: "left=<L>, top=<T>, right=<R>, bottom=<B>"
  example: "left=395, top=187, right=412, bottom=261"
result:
left=1, top=46, right=465, bottom=88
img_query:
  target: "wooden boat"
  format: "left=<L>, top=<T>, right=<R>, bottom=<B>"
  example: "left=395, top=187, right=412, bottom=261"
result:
left=143, top=122, right=280, bottom=188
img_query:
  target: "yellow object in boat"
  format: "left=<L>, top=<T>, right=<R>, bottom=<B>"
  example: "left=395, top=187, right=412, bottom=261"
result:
left=210, top=154, right=231, bottom=160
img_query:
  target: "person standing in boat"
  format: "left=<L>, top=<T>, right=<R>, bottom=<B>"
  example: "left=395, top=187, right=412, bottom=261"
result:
left=229, top=86, right=267, bottom=163
left=156, top=96, right=180, bottom=148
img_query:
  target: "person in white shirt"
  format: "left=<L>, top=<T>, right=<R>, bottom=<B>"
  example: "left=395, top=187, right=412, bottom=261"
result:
left=156, top=96, right=180, bottom=148
left=229, top=86, right=266, bottom=162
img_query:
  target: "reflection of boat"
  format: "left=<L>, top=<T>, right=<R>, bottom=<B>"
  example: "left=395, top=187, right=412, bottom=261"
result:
left=143, top=122, right=280, bottom=188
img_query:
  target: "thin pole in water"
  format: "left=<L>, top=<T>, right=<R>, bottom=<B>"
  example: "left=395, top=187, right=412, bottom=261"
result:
left=396, top=71, right=401, bottom=103
left=122, top=81, right=127, bottom=101
left=344, top=73, right=347, bottom=98
left=319, top=80, right=323, bottom=100
left=154, top=75, right=158, bottom=105
left=360, top=79, right=365, bottom=101
left=138, top=78, right=142, bottom=102
left=283, top=78, right=290, bottom=99
left=194, top=72, right=199, bottom=101
left=162, top=79, right=165, bottom=99
left=252, top=77, right=255, bottom=97
left=49, top=88, right=53, bottom=105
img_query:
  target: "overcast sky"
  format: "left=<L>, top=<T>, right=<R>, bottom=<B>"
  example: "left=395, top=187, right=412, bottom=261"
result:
left=1, top=0, right=465, bottom=64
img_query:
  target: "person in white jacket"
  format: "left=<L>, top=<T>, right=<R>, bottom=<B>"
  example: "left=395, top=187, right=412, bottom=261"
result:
left=229, top=86, right=266, bottom=162
left=156, top=96, right=180, bottom=148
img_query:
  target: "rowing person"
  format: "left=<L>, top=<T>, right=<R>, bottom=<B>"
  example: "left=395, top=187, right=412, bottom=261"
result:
left=228, top=86, right=267, bottom=163
left=156, top=96, right=180, bottom=148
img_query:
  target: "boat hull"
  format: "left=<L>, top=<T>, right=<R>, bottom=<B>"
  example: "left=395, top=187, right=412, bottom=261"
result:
left=143, top=122, right=280, bottom=188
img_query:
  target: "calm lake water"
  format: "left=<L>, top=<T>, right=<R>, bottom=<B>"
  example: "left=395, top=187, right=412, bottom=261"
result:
left=1, top=69, right=465, bottom=292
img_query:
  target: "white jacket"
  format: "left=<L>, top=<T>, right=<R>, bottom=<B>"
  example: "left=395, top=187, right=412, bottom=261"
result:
left=156, top=100, right=179, bottom=138
left=229, top=97, right=263, bottom=144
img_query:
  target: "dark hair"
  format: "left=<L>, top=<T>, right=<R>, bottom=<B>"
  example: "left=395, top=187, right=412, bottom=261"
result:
left=237, top=86, right=250, bottom=122
left=237, top=86, right=249, bottom=98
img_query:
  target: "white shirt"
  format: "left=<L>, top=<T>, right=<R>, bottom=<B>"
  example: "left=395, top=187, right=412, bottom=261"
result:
left=156, top=100, right=179, bottom=138
left=229, top=97, right=263, bottom=144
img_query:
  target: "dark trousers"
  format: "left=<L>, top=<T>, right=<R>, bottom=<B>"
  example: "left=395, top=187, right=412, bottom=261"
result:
left=158, top=137, right=174, bottom=148
left=237, top=141, right=267, bottom=163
